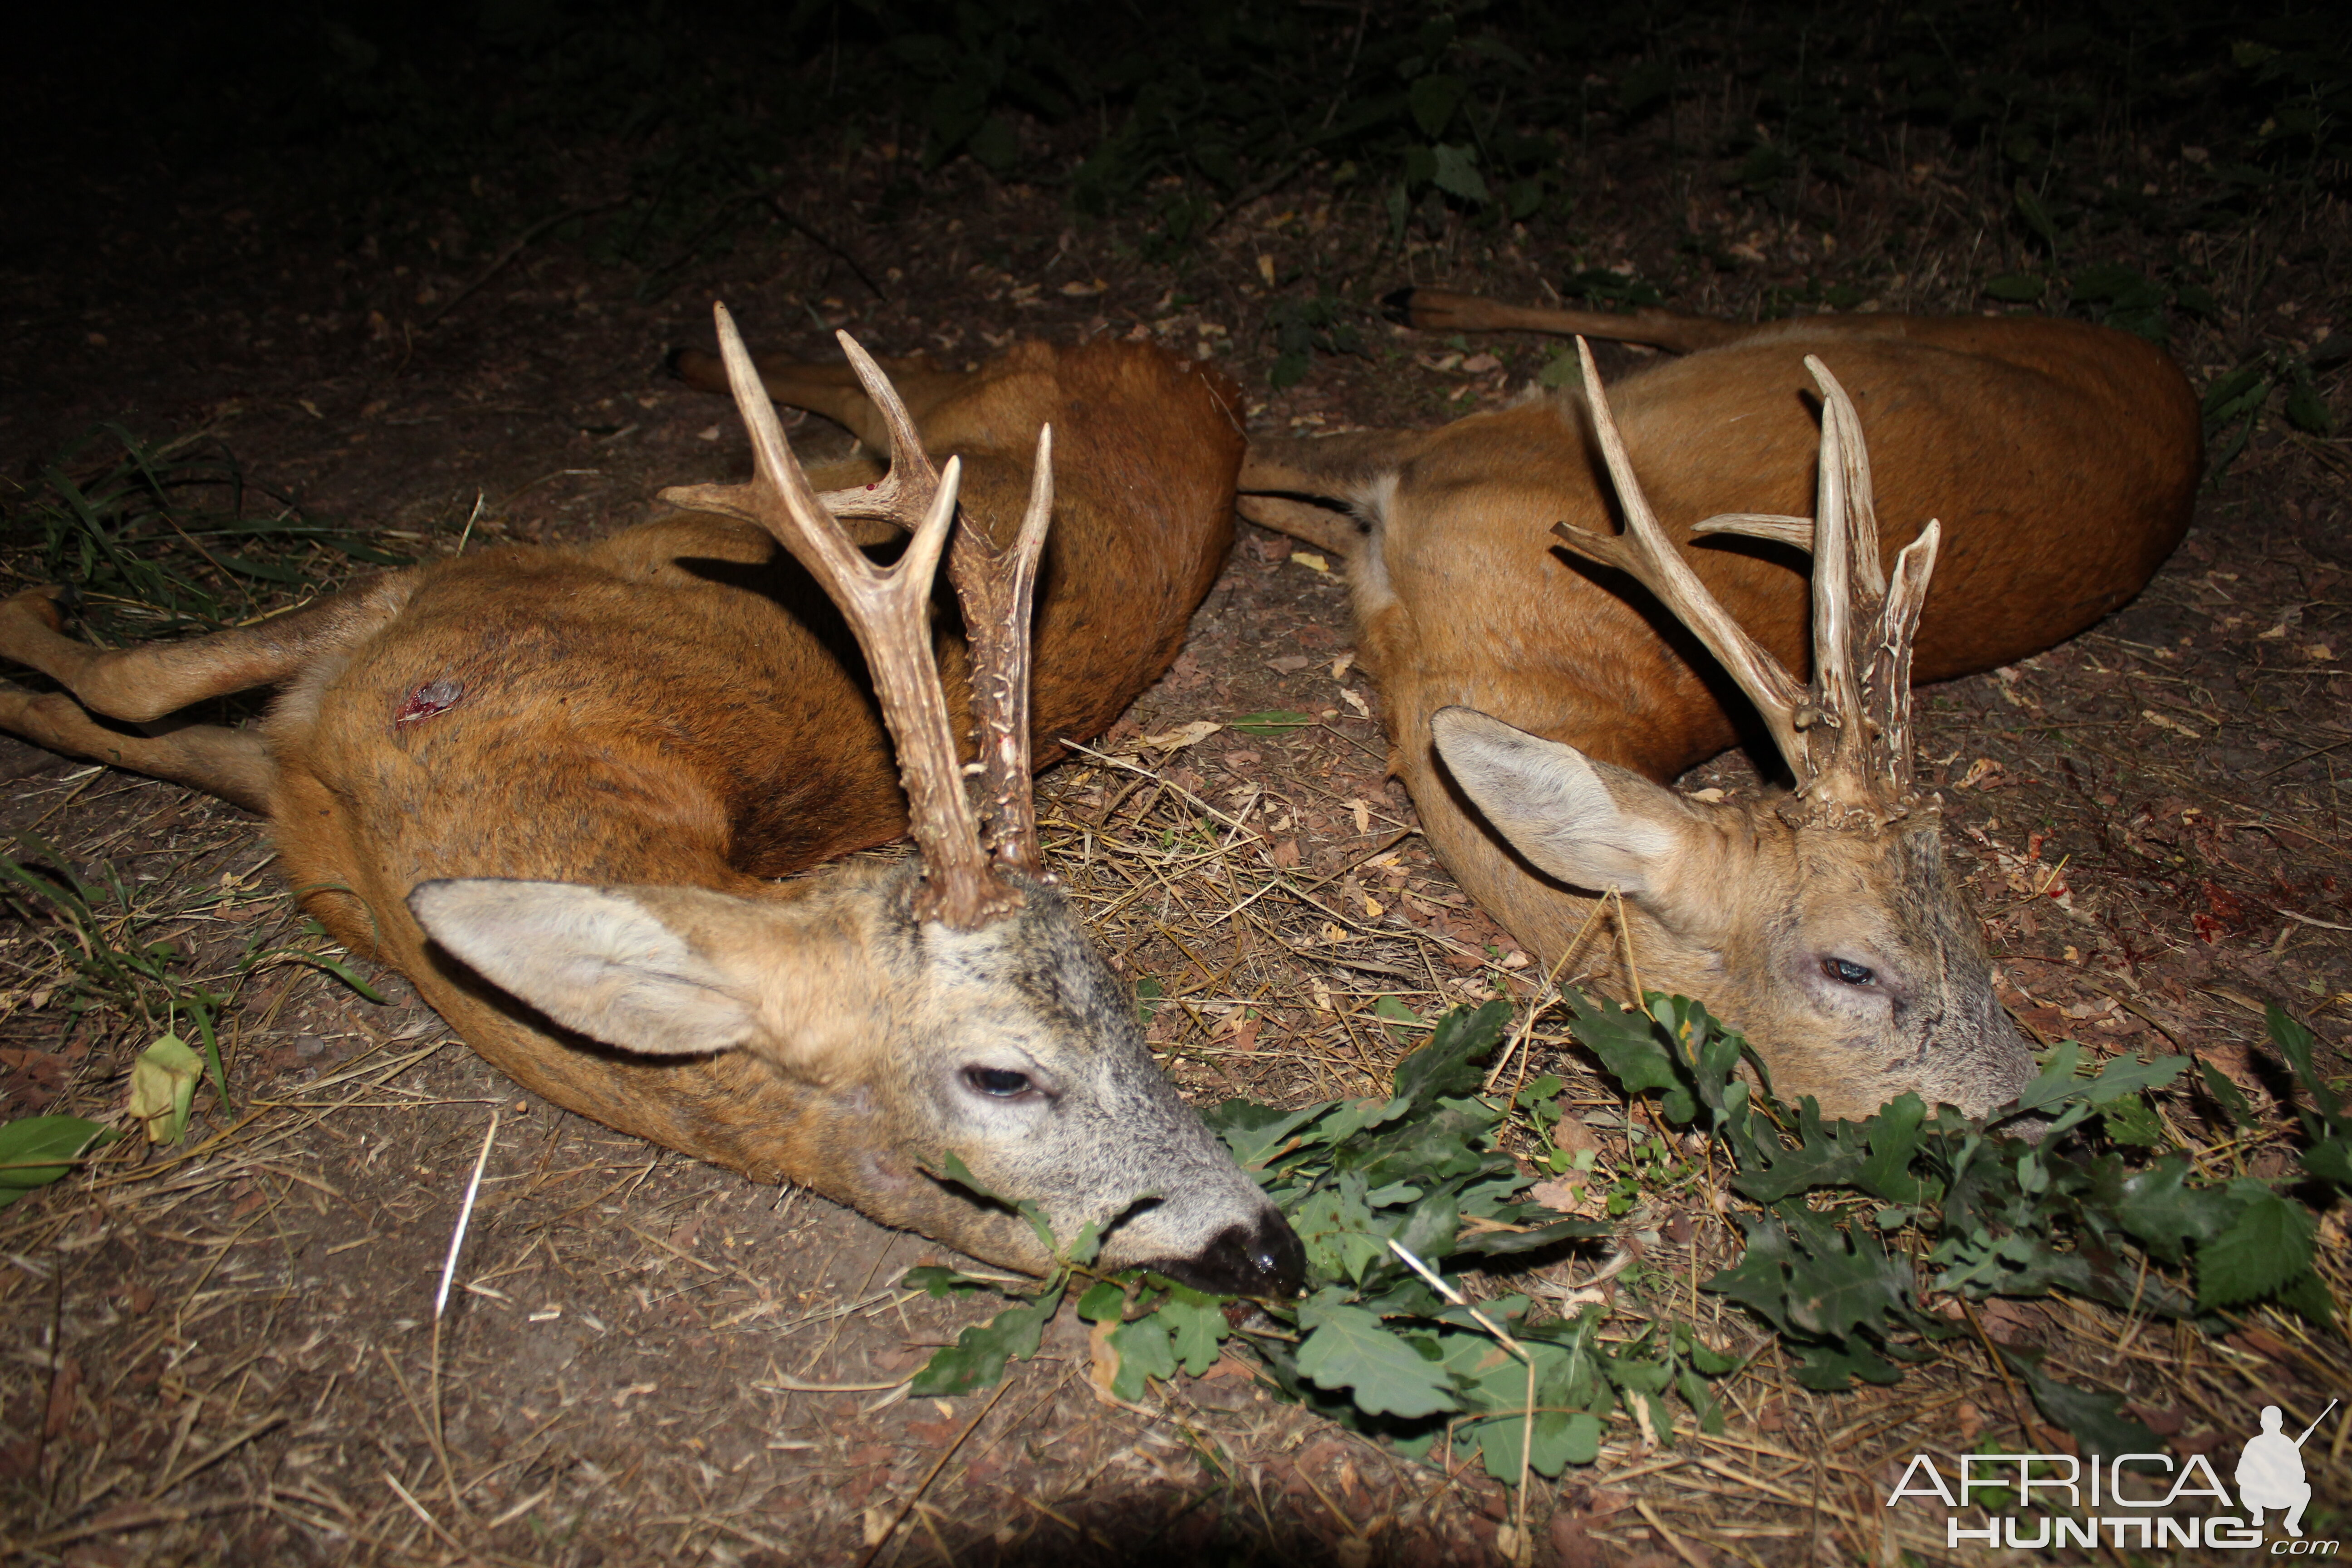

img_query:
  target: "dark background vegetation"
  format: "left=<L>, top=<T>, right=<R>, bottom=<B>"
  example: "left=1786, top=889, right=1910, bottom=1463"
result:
left=12, top=0, right=2350, bottom=341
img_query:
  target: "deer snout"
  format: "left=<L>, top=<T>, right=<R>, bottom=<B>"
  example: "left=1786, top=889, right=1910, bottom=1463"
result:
left=1152, top=1210, right=1305, bottom=1299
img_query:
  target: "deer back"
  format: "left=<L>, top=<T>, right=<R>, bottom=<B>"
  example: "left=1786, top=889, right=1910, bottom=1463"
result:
left=1249, top=314, right=2194, bottom=778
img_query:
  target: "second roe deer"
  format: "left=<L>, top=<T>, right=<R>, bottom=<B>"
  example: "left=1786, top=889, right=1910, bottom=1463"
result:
left=1239, top=292, right=2201, bottom=1119
left=0, top=309, right=1303, bottom=1295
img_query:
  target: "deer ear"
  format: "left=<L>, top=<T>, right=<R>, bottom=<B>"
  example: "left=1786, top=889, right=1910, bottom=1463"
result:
left=408, top=880, right=768, bottom=1057
left=1431, top=706, right=1702, bottom=900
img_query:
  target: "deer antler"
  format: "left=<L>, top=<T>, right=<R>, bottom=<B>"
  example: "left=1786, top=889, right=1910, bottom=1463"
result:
left=1549, top=340, right=1941, bottom=821
left=660, top=304, right=1018, bottom=926
left=1551, top=337, right=1814, bottom=773
left=948, top=426, right=1053, bottom=876
left=1800, top=354, right=1940, bottom=812
left=811, top=333, right=947, bottom=531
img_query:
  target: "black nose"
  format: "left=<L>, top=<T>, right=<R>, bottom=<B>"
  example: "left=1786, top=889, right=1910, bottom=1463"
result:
left=1155, top=1211, right=1306, bottom=1298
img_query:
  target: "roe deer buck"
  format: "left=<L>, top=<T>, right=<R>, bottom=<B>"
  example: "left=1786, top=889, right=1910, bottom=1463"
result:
left=0, top=308, right=1303, bottom=1295
left=1239, top=291, right=2201, bottom=1119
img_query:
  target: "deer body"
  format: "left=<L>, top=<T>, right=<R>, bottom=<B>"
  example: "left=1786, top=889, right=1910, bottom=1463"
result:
left=0, top=327, right=1303, bottom=1294
left=1240, top=294, right=2199, bottom=1119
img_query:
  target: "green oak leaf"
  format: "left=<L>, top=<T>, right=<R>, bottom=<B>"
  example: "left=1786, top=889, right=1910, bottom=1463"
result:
left=1108, top=1315, right=1179, bottom=1401
left=900, top=1265, right=995, bottom=1298
left=2105, top=1156, right=2237, bottom=1263
left=1075, top=1280, right=1128, bottom=1323
left=1999, top=1345, right=2164, bottom=1455
left=1294, top=1298, right=1458, bottom=1418
left=1155, top=1286, right=1230, bottom=1377
left=1792, top=1342, right=1902, bottom=1390
left=1206, top=1099, right=1330, bottom=1170
left=1568, top=992, right=1681, bottom=1098
left=909, top=1281, right=1064, bottom=1398
left=1390, top=1000, right=1509, bottom=1111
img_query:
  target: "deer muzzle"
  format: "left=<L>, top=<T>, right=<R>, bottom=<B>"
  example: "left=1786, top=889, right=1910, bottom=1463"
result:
left=1151, top=1209, right=1306, bottom=1299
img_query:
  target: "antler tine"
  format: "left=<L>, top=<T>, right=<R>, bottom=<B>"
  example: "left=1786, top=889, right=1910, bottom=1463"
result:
left=1804, top=359, right=1866, bottom=790
left=1801, top=357, right=1919, bottom=810
left=1549, top=336, right=1814, bottom=777
left=948, top=425, right=1054, bottom=876
left=817, top=331, right=946, bottom=528
left=1808, top=357, right=1886, bottom=596
left=666, top=304, right=1008, bottom=928
left=1689, top=512, right=1814, bottom=550
left=1871, top=519, right=1941, bottom=801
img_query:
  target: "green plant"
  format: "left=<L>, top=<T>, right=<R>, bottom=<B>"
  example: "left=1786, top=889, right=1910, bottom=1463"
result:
left=1228, top=710, right=1317, bottom=735
left=902, top=1151, right=1127, bottom=1398
left=39, top=0, right=2349, bottom=298
left=906, top=985, right=2343, bottom=1480
left=245, top=917, right=391, bottom=1007
left=907, top=1002, right=1743, bottom=1484
left=0, top=853, right=385, bottom=1136
left=1264, top=293, right=1365, bottom=388
left=16, top=424, right=409, bottom=641
left=2203, top=338, right=2346, bottom=474
left=0, top=1117, right=114, bottom=1210
left=0, top=845, right=235, bottom=1109
left=1974, top=255, right=2220, bottom=344
left=2269, top=1003, right=2352, bottom=1192
left=2229, top=25, right=2352, bottom=189
left=1558, top=266, right=1664, bottom=310
left=1568, top=988, right=2341, bottom=1440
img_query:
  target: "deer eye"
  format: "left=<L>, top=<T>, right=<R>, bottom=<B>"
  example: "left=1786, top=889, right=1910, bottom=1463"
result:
left=1821, top=957, right=1876, bottom=986
left=963, top=1067, right=1033, bottom=1097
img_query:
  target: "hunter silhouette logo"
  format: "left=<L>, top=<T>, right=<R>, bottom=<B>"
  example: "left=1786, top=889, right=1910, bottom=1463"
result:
left=1886, top=1398, right=2342, bottom=1552
left=2239, top=1401, right=2337, bottom=1539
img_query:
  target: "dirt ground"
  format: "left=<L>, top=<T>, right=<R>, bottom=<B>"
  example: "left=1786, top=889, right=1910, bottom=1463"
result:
left=0, top=27, right=2347, bottom=1568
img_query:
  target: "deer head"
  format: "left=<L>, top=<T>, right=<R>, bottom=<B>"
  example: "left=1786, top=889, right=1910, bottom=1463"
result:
left=407, top=308, right=1303, bottom=1295
left=1432, top=342, right=2035, bottom=1122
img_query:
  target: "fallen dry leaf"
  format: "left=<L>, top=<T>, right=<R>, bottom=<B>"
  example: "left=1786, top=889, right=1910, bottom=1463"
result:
left=1550, top=1115, right=1606, bottom=1159
left=1138, top=720, right=1220, bottom=750
left=1529, top=1176, right=1590, bottom=1210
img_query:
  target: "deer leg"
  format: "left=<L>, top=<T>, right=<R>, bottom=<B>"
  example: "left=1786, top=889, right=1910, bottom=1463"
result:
left=1234, top=494, right=1364, bottom=560
left=0, top=578, right=412, bottom=724
left=1382, top=288, right=1749, bottom=353
left=1234, top=433, right=1417, bottom=563
left=0, top=683, right=274, bottom=812
left=0, top=576, right=414, bottom=812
